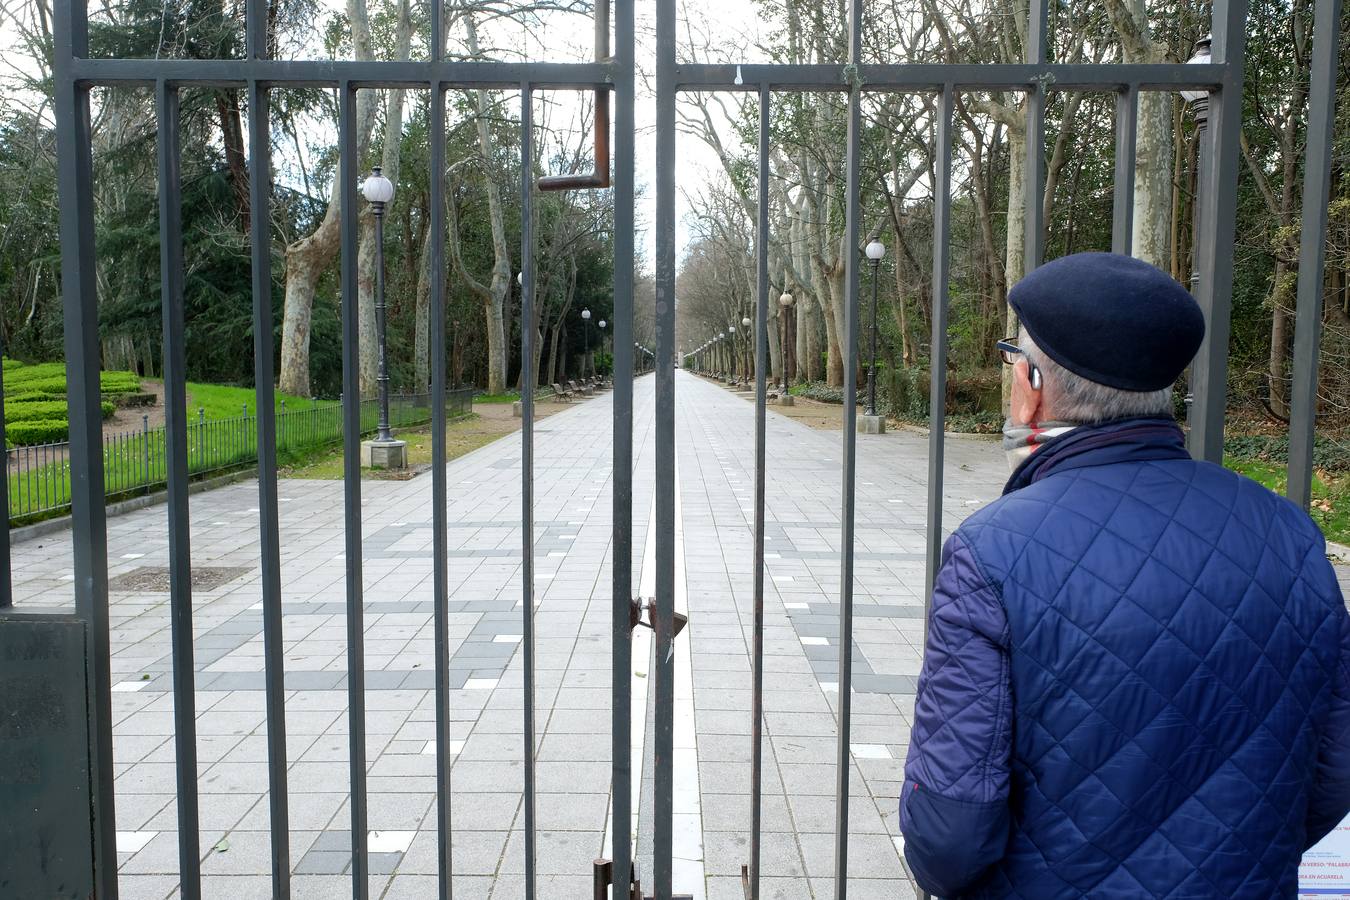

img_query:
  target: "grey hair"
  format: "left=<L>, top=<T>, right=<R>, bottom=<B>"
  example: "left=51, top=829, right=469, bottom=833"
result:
left=1020, top=326, right=1174, bottom=425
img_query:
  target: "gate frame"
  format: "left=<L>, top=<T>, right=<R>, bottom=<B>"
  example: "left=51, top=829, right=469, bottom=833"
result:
left=47, top=0, right=637, bottom=897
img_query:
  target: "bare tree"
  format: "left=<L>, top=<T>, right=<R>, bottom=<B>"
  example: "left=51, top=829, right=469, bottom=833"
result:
left=278, top=0, right=380, bottom=396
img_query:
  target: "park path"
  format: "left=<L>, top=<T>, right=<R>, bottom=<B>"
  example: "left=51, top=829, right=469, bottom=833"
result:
left=8, top=372, right=1345, bottom=899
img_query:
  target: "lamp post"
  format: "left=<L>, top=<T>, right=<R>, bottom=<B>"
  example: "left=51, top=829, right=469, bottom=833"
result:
left=581, top=307, right=592, bottom=378
left=778, top=292, right=794, bottom=395
left=864, top=239, right=886, bottom=417
left=362, top=167, right=396, bottom=441
left=728, top=324, right=737, bottom=380
left=598, top=319, right=607, bottom=379
left=1181, top=34, right=1211, bottom=430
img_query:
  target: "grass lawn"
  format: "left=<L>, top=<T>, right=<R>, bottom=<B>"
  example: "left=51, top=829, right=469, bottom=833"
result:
left=183, top=382, right=326, bottom=420
left=1226, top=455, right=1349, bottom=547
left=282, top=413, right=503, bottom=479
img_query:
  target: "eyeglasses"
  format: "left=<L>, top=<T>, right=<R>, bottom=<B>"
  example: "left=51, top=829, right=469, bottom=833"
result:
left=996, top=339, right=1022, bottom=366
left=996, top=338, right=1042, bottom=389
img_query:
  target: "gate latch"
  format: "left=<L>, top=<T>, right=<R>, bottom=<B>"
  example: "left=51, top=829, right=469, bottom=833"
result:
left=630, top=595, right=688, bottom=639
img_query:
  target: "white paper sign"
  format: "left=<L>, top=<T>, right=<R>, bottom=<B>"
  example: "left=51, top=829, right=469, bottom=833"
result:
left=1301, top=816, right=1350, bottom=897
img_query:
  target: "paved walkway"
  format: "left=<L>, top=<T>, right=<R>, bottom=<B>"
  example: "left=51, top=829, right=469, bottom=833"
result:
left=9, top=372, right=1348, bottom=899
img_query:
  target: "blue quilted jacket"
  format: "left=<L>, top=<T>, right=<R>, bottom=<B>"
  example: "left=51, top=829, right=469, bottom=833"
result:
left=900, top=418, right=1350, bottom=899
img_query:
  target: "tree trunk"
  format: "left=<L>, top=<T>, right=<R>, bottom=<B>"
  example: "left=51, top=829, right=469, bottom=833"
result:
left=801, top=302, right=817, bottom=381
left=1268, top=264, right=1291, bottom=418
left=1133, top=91, right=1173, bottom=268
left=766, top=304, right=782, bottom=382
left=1002, top=122, right=1027, bottom=410
left=216, top=90, right=250, bottom=232
left=1102, top=0, right=1171, bottom=268
left=824, top=266, right=846, bottom=386
left=414, top=220, right=432, bottom=391
left=277, top=0, right=378, bottom=397
left=463, top=15, right=513, bottom=394
left=355, top=0, right=411, bottom=398
left=545, top=321, right=562, bottom=390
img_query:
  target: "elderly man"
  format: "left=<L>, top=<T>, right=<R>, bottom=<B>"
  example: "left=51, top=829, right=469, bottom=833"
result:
left=900, top=252, right=1350, bottom=898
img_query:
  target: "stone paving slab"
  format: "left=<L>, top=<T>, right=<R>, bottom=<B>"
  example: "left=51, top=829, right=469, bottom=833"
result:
left=7, top=371, right=1348, bottom=899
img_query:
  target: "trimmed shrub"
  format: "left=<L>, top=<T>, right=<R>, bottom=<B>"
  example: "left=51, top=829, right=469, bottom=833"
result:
left=5, top=399, right=115, bottom=424
left=112, top=392, right=157, bottom=408
left=5, top=419, right=68, bottom=446
left=6, top=400, right=68, bottom=423
left=7, top=376, right=69, bottom=397
left=5, top=391, right=62, bottom=404
left=99, top=372, right=142, bottom=395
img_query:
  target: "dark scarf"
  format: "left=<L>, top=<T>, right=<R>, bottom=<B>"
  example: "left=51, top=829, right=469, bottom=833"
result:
left=1003, top=416, right=1191, bottom=496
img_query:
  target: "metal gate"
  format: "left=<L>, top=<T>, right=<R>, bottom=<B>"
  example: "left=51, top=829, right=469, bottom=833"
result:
left=652, top=0, right=1340, bottom=897
left=3, top=0, right=1344, bottom=895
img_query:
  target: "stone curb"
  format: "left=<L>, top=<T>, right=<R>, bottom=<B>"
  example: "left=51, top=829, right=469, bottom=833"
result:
left=8, top=469, right=254, bottom=546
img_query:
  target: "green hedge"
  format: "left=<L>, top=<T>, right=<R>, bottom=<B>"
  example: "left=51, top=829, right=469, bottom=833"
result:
left=112, top=392, right=157, bottom=408
left=3, top=360, right=140, bottom=399
left=6, top=400, right=69, bottom=422
left=5, top=419, right=68, bottom=447
left=6, top=399, right=115, bottom=428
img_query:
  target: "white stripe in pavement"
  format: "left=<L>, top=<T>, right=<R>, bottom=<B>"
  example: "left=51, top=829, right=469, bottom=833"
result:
left=671, top=468, right=706, bottom=898
left=602, top=454, right=705, bottom=898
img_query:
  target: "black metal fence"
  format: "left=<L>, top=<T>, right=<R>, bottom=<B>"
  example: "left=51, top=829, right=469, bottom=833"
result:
left=5, top=389, right=473, bottom=523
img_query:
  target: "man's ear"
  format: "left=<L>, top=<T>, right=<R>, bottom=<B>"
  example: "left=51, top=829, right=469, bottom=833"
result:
left=1012, top=358, right=1044, bottom=424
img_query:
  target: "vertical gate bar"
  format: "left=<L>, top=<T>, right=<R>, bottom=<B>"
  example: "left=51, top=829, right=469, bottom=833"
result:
left=611, top=0, right=636, bottom=888
left=247, top=70, right=292, bottom=896
left=1023, top=0, right=1047, bottom=276
left=654, top=0, right=678, bottom=888
left=1111, top=86, right=1138, bottom=256
left=1285, top=0, right=1340, bottom=509
left=429, top=0, right=441, bottom=61
left=339, top=81, right=371, bottom=900
left=429, top=81, right=454, bottom=896
left=917, top=83, right=956, bottom=900
left=1188, top=0, right=1249, bottom=463
left=156, top=80, right=203, bottom=898
left=1, top=344, right=9, bottom=608
left=923, top=85, right=955, bottom=610
left=520, top=82, right=539, bottom=900
left=747, top=82, right=771, bottom=900
left=53, top=0, right=118, bottom=888
left=833, top=2, right=864, bottom=896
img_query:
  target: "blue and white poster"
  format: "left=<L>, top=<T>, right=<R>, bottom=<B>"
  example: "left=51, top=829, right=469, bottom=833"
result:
left=1302, top=816, right=1350, bottom=897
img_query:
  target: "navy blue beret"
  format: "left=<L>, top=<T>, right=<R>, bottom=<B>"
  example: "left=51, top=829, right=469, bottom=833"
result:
left=1008, top=252, right=1205, bottom=392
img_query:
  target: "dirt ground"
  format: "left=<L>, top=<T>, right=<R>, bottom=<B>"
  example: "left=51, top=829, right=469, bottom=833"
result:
left=718, top=383, right=847, bottom=431
left=104, top=380, right=168, bottom=437
left=282, top=396, right=573, bottom=479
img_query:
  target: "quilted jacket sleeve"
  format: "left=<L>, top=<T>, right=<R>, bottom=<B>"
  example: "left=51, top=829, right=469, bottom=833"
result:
left=1305, top=602, right=1350, bottom=850
left=900, top=532, right=1012, bottom=898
